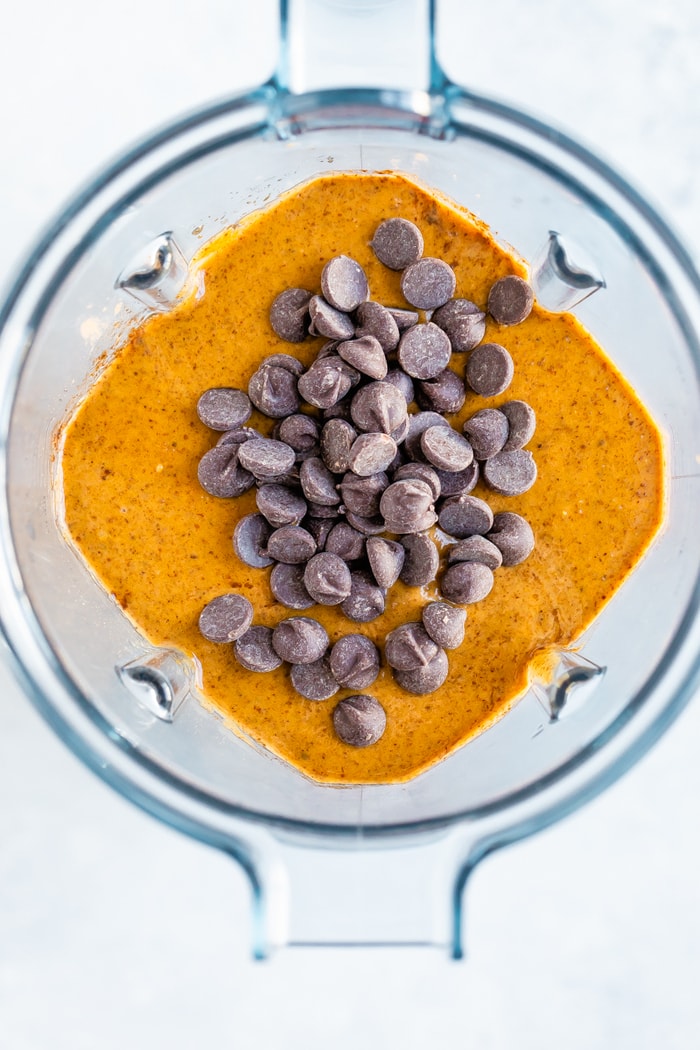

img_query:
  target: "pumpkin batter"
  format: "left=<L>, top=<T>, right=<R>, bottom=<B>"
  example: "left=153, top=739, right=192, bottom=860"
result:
left=60, top=172, right=664, bottom=783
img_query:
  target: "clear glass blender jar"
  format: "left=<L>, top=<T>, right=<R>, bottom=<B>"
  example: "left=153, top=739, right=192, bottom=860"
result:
left=1, top=0, right=699, bottom=958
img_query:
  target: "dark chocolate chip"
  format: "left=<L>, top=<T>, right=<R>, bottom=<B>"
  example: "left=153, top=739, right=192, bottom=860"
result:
left=355, top=301, right=401, bottom=352
left=487, top=511, right=535, bottom=566
left=216, top=425, right=258, bottom=448
left=306, top=501, right=341, bottom=520
left=269, top=563, right=315, bottom=609
left=340, top=571, right=386, bottom=621
left=438, top=494, right=494, bottom=538
left=403, top=410, right=450, bottom=461
left=256, top=484, right=307, bottom=527
left=432, top=298, right=486, bottom=352
left=339, top=471, right=389, bottom=516
left=320, top=418, right=358, bottom=474
left=298, top=357, right=359, bottom=409
left=400, top=258, right=456, bottom=310
left=379, top=479, right=436, bottom=534
left=248, top=364, right=300, bottom=418
left=269, top=288, right=312, bottom=342
left=290, top=657, right=339, bottom=701
left=399, top=533, right=440, bottom=586
left=392, top=462, right=441, bottom=501
left=482, top=450, right=537, bottom=496
left=397, top=322, right=451, bottom=380
left=266, top=525, right=317, bottom=564
left=233, top=513, right=274, bottom=568
left=308, top=295, right=356, bottom=340
left=448, top=535, right=503, bottom=571
left=337, top=334, right=388, bottom=380
left=422, top=602, right=466, bottom=650
left=383, top=368, right=415, bottom=404
left=385, top=622, right=439, bottom=671
left=487, top=275, right=534, bottom=326
left=303, top=552, right=353, bottom=605
left=500, top=400, right=536, bottom=452
left=394, top=648, right=448, bottom=694
left=463, top=409, right=509, bottom=460
left=441, top=562, right=494, bottom=604
left=322, top=396, right=354, bottom=422
left=348, top=432, right=398, bottom=476
left=304, top=517, right=335, bottom=551
left=325, top=522, right=366, bottom=561
left=238, top=437, right=296, bottom=480
left=387, top=307, right=420, bottom=331
left=198, top=445, right=255, bottom=498
left=299, top=456, right=341, bottom=506
left=333, top=694, right=386, bottom=747
left=271, top=616, right=329, bottom=664
left=415, top=369, right=466, bottom=414
left=234, top=626, right=283, bottom=672
left=366, top=536, right=405, bottom=589
left=197, top=387, right=252, bottom=431
left=264, top=353, right=306, bottom=376
left=433, top=461, right=479, bottom=497
left=465, top=343, right=514, bottom=398
left=371, top=218, right=424, bottom=270
left=199, top=593, right=254, bottom=643
left=420, top=426, right=474, bottom=472
left=350, top=381, right=408, bottom=434
left=321, top=255, right=369, bottom=313
left=330, top=635, right=381, bottom=689
left=278, top=414, right=321, bottom=452
left=344, top=512, right=387, bottom=536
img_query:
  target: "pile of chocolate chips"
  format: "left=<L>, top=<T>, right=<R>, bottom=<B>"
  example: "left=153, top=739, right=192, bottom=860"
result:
left=195, top=218, right=537, bottom=748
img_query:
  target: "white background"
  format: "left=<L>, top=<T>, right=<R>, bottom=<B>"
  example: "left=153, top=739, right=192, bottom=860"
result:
left=1, top=1, right=699, bottom=1047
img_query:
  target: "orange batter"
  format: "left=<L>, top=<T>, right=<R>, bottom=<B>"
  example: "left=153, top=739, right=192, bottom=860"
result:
left=59, top=172, right=664, bottom=783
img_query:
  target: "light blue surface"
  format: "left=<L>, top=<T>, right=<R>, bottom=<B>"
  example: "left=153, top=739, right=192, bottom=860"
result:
left=1, top=1, right=699, bottom=1047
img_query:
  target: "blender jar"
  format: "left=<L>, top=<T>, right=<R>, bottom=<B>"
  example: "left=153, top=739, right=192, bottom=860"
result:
left=1, top=0, right=699, bottom=958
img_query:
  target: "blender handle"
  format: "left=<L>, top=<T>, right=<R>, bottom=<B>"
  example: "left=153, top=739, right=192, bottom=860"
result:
left=273, top=0, right=449, bottom=95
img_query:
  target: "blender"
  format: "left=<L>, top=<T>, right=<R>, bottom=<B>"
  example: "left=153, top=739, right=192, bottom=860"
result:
left=1, top=0, right=699, bottom=959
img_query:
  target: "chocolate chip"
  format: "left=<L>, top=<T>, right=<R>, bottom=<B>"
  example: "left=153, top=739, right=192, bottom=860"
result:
left=501, top=400, right=536, bottom=452
left=420, top=426, right=474, bottom=472
left=197, top=387, right=252, bottom=431
left=465, top=343, right=514, bottom=398
left=348, top=432, right=398, bottom=476
left=263, top=353, right=306, bottom=376
left=433, top=461, right=479, bottom=497
left=266, top=525, right=317, bottom=564
left=399, top=533, right=440, bottom=586
left=337, top=334, right=388, bottom=380
left=330, top=635, right=381, bottom=689
left=255, top=464, right=301, bottom=489
left=404, top=410, right=450, bottom=461
left=303, top=552, right=353, bottom=605
left=321, top=255, right=369, bottom=313
left=344, top=512, right=387, bottom=536
left=299, top=457, right=341, bottom=506
left=308, top=295, right=356, bottom=340
left=385, top=622, right=439, bottom=670
left=199, top=593, right=254, bottom=643
left=379, top=479, right=437, bottom=534
left=340, top=570, right=386, bottom=621
left=463, top=408, right=509, bottom=460
left=278, top=414, right=321, bottom=452
left=422, top=602, right=466, bottom=650
left=233, top=513, right=274, bottom=568
left=482, top=450, right=537, bottom=496
left=325, top=522, right=366, bottom=561
left=238, top=437, right=296, bottom=480
left=305, top=500, right=341, bottom=520
left=394, top=648, right=448, bottom=694
left=363, top=537, right=404, bottom=590
left=234, top=626, right=283, bottom=672
left=487, top=274, right=534, bottom=325
left=333, top=694, right=386, bottom=747
left=256, top=484, right=307, bottom=527
left=290, top=657, right=340, bottom=701
left=387, top=307, right=420, bottom=331
left=304, top=517, right=335, bottom=551
left=397, top=322, right=451, bottom=380
left=440, top=562, right=494, bottom=604
left=269, top=288, right=312, bottom=342
left=198, top=445, right=255, bottom=498
left=350, top=381, right=408, bottom=435
left=298, top=357, right=359, bottom=409
left=448, top=535, right=503, bottom=571
left=320, top=418, right=358, bottom=474
left=216, top=425, right=258, bottom=448
left=392, top=462, right=441, bottom=501
left=322, top=396, right=354, bottom=423
left=272, top=616, right=329, bottom=664
left=400, top=258, right=456, bottom=310
left=269, top=563, right=315, bottom=609
left=371, top=218, right=424, bottom=270
left=248, top=363, right=300, bottom=418
left=432, top=298, right=486, bottom=352
left=487, top=511, right=535, bottom=566
left=383, top=368, right=415, bottom=404
left=339, top=471, right=389, bottom=516
left=438, top=494, right=493, bottom=538
left=355, top=301, right=401, bottom=352
left=415, top=369, right=466, bottom=414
